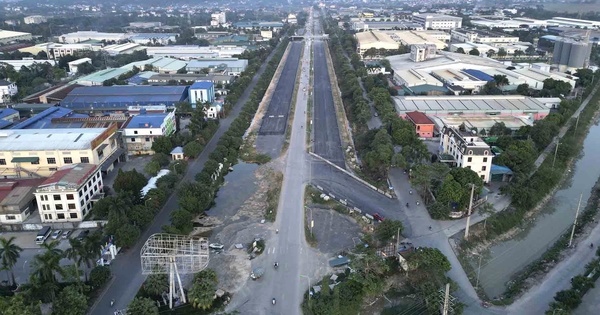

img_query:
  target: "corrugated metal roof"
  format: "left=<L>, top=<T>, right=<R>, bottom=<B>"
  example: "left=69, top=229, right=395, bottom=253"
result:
left=124, top=113, right=168, bottom=129
left=0, top=128, right=108, bottom=151
left=190, top=81, right=213, bottom=89
left=11, top=107, right=87, bottom=129
left=61, top=86, right=188, bottom=109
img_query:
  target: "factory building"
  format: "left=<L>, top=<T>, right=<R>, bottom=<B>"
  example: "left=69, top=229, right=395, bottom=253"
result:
left=552, top=37, right=592, bottom=71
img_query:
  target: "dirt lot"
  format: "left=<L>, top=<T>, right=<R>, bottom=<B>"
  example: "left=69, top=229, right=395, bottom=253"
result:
left=307, top=207, right=362, bottom=254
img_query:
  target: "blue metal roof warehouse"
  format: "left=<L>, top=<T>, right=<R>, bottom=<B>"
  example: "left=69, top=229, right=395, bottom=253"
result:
left=60, top=86, right=189, bottom=110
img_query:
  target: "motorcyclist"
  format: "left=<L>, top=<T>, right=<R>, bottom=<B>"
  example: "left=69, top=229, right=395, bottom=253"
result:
left=416, top=201, right=420, bottom=206
left=409, top=190, right=413, bottom=195
left=406, top=202, right=409, bottom=207
left=110, top=299, right=115, bottom=306
left=276, top=229, right=279, bottom=234
left=274, top=262, right=279, bottom=268
left=272, top=298, right=276, bottom=305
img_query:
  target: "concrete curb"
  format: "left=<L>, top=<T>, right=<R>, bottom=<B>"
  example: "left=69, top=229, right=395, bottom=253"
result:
left=309, top=151, right=394, bottom=199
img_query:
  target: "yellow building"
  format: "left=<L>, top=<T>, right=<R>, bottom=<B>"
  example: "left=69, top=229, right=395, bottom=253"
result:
left=355, top=31, right=399, bottom=57
left=0, top=125, right=122, bottom=178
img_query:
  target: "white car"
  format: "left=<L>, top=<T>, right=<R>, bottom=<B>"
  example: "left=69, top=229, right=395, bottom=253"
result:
left=51, top=230, right=63, bottom=239
left=209, top=243, right=224, bottom=250
left=97, top=258, right=111, bottom=266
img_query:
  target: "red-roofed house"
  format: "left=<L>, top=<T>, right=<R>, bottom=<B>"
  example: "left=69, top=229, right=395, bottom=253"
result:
left=34, top=164, right=103, bottom=223
left=405, top=111, right=435, bottom=138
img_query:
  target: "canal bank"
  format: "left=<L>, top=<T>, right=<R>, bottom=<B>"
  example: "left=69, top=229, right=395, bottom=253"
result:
left=459, top=82, right=600, bottom=300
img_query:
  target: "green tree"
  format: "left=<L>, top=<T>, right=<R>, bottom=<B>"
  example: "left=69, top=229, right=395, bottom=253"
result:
left=89, top=266, right=111, bottom=289
left=437, top=174, right=463, bottom=207
left=486, top=49, right=496, bottom=58
left=151, top=136, right=174, bottom=155
left=493, top=75, right=509, bottom=86
left=64, top=238, right=86, bottom=283
left=530, top=119, right=559, bottom=150
left=542, top=78, right=572, bottom=96
left=113, top=169, right=147, bottom=201
left=489, top=122, right=511, bottom=136
left=469, top=48, right=480, bottom=56
left=144, top=160, right=161, bottom=176
left=188, top=106, right=208, bottom=136
left=553, top=289, right=582, bottom=310
left=516, top=83, right=530, bottom=95
left=497, top=48, right=507, bottom=57
left=115, top=223, right=141, bottom=248
left=127, top=297, right=159, bottom=315
left=375, top=220, right=404, bottom=243
left=188, top=269, right=218, bottom=310
left=183, top=141, right=203, bottom=158
left=31, top=243, right=65, bottom=301
left=496, top=140, right=537, bottom=179
left=143, top=274, right=168, bottom=297
left=0, top=236, right=23, bottom=286
left=0, top=294, right=41, bottom=315
left=53, top=285, right=88, bottom=315
left=513, top=49, right=524, bottom=57
left=409, top=247, right=451, bottom=273
left=170, top=209, right=194, bottom=234
left=525, top=46, right=536, bottom=55
left=455, top=47, right=465, bottom=54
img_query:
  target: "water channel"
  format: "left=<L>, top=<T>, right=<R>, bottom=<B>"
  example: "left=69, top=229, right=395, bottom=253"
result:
left=473, top=118, right=600, bottom=298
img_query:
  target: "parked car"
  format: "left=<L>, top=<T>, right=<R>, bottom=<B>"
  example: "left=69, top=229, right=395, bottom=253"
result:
left=76, top=230, right=90, bottom=240
left=62, top=230, right=72, bottom=239
left=209, top=243, right=224, bottom=250
left=373, top=213, right=385, bottom=222
left=96, top=258, right=111, bottom=266
left=51, top=229, right=62, bottom=239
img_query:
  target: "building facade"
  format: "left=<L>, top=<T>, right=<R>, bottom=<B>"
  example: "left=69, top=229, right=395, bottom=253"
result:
left=0, top=80, right=18, bottom=103
left=122, top=112, right=176, bottom=155
left=189, top=81, right=215, bottom=106
left=0, top=30, right=33, bottom=45
left=34, top=164, right=103, bottom=223
left=412, top=14, right=462, bottom=30
left=405, top=111, right=435, bottom=138
left=0, top=126, right=120, bottom=178
left=24, top=15, right=47, bottom=24
left=0, top=178, right=45, bottom=225
left=439, top=127, right=492, bottom=182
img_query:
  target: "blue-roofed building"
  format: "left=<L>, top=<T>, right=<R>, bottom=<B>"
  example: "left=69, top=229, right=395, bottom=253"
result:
left=129, top=33, right=178, bottom=45
left=61, top=86, right=189, bottom=111
left=122, top=111, right=176, bottom=155
left=127, top=71, right=159, bottom=85
left=0, top=108, right=19, bottom=129
left=189, top=81, right=215, bottom=106
left=11, top=107, right=88, bottom=129
left=463, top=69, right=494, bottom=82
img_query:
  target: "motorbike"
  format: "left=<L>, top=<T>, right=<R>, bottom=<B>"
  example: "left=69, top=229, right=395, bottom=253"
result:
left=416, top=201, right=420, bottom=206
left=406, top=203, right=409, bottom=208
left=272, top=298, right=276, bottom=305
left=274, top=262, right=279, bottom=269
left=110, top=299, right=115, bottom=306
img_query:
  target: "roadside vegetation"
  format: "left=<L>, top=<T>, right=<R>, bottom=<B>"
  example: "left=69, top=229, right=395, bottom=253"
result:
left=264, top=171, right=284, bottom=222
left=301, top=223, right=462, bottom=315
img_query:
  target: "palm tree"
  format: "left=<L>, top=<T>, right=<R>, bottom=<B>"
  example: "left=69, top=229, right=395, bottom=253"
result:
left=0, top=237, right=23, bottom=286
left=31, top=250, right=64, bottom=302
left=64, top=238, right=84, bottom=282
left=41, top=240, right=63, bottom=257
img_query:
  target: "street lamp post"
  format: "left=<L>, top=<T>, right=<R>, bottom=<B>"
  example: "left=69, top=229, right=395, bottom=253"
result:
left=472, top=252, right=483, bottom=290
left=552, top=140, right=561, bottom=168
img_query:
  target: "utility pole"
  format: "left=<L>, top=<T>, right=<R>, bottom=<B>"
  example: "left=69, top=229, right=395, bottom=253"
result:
left=552, top=140, right=560, bottom=168
left=575, top=114, right=580, bottom=131
left=568, top=193, right=583, bottom=247
left=464, top=184, right=475, bottom=240
left=442, top=283, right=450, bottom=315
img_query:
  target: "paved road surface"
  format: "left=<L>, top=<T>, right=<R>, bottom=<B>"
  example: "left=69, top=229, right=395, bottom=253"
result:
left=312, top=40, right=345, bottom=169
left=226, top=10, right=325, bottom=315
left=258, top=42, right=303, bottom=135
left=89, top=44, right=281, bottom=315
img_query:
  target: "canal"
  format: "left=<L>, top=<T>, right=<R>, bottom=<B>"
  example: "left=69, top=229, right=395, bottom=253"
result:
left=474, top=118, right=600, bottom=298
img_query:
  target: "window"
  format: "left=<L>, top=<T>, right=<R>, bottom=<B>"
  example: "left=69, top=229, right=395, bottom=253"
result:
left=0, top=159, right=5, bottom=165
left=70, top=213, right=78, bottom=219
left=53, top=195, right=61, bottom=201
left=484, top=150, right=489, bottom=155
left=80, top=157, right=90, bottom=163
left=483, top=157, right=488, bottom=163
left=468, top=150, right=473, bottom=155
left=49, top=167, right=57, bottom=171
left=482, top=166, right=487, bottom=171
left=80, top=200, right=84, bottom=206
left=416, top=126, right=421, bottom=131
left=56, top=204, right=63, bottom=210
left=63, top=157, right=73, bottom=164
left=467, top=157, right=472, bottom=162
left=480, top=175, right=485, bottom=179
left=44, top=214, right=52, bottom=220
left=66, top=194, right=74, bottom=200
left=68, top=204, right=76, bottom=210
left=134, top=130, right=138, bottom=135
left=466, top=166, right=471, bottom=169
left=131, top=138, right=136, bottom=142
left=57, top=213, right=65, bottom=219
left=6, top=215, right=16, bottom=220
left=97, top=148, right=104, bottom=159
left=31, top=159, right=39, bottom=165
left=145, top=138, right=151, bottom=142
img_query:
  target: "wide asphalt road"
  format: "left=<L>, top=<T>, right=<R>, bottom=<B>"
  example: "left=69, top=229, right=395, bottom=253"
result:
left=258, top=42, right=303, bottom=135
left=312, top=40, right=346, bottom=169
left=89, top=45, right=281, bottom=315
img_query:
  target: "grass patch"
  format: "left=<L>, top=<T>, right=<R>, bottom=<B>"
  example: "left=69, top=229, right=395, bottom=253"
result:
left=305, top=185, right=337, bottom=207
left=265, top=171, right=284, bottom=221
left=305, top=223, right=318, bottom=247
left=239, top=132, right=272, bottom=164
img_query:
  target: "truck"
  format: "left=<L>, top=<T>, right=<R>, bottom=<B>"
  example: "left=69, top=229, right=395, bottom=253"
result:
left=250, top=267, right=265, bottom=280
left=35, top=226, right=52, bottom=245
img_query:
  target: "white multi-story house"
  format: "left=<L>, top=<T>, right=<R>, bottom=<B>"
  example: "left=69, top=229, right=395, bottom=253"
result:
left=34, top=163, right=103, bottom=223
left=23, top=15, right=47, bottom=24
left=439, top=126, right=492, bottom=182
left=412, top=14, right=462, bottom=30
left=122, top=111, right=176, bottom=155
left=211, top=12, right=226, bottom=26
left=0, top=80, right=17, bottom=103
